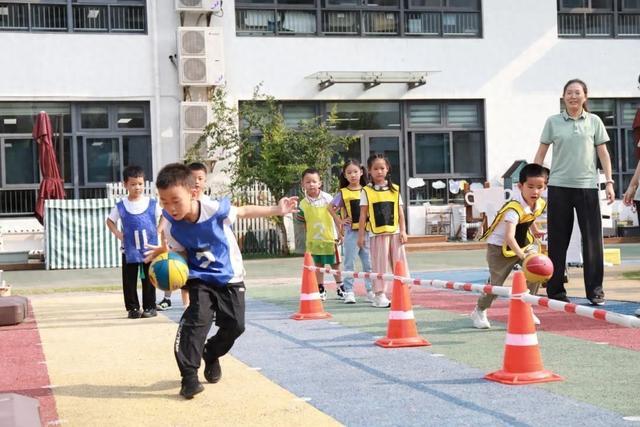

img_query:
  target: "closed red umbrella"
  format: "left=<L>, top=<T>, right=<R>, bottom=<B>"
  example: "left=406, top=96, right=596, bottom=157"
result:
left=33, top=111, right=65, bottom=224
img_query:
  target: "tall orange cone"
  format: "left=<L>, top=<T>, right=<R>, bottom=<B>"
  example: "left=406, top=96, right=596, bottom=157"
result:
left=291, top=253, right=332, bottom=321
left=375, top=261, right=430, bottom=348
left=485, top=271, right=563, bottom=385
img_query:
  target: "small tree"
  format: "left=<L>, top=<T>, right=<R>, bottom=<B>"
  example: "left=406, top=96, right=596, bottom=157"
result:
left=186, top=86, right=355, bottom=254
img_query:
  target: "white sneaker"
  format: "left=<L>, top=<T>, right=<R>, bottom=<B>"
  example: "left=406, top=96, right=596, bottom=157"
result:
left=319, top=290, right=327, bottom=301
left=343, top=292, right=356, bottom=304
left=470, top=307, right=491, bottom=329
left=532, top=312, right=541, bottom=325
left=366, top=291, right=375, bottom=303
left=372, top=293, right=391, bottom=308
left=635, top=308, right=640, bottom=318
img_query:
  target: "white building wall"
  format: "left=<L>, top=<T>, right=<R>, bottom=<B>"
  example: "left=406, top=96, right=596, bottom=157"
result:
left=221, top=0, right=640, bottom=182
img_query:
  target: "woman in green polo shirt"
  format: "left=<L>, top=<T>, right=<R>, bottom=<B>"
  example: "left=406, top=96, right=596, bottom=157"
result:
left=533, top=78, right=614, bottom=306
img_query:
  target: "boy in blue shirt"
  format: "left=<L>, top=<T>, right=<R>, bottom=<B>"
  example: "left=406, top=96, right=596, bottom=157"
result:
left=106, top=165, right=163, bottom=319
left=144, top=163, right=298, bottom=399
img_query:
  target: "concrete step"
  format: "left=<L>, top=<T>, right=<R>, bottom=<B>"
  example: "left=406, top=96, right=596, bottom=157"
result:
left=406, top=235, right=448, bottom=244
left=405, top=241, right=487, bottom=253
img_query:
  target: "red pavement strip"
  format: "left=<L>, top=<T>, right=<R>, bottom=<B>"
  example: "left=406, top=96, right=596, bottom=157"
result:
left=409, top=286, right=640, bottom=351
left=0, top=301, right=59, bottom=426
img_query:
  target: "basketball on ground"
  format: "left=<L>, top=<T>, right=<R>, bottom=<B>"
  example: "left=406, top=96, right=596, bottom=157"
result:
left=522, top=253, right=554, bottom=283
left=149, top=252, right=189, bottom=291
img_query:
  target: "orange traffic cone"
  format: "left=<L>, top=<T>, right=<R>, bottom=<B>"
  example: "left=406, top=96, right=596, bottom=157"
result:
left=291, top=253, right=332, bottom=321
left=485, top=271, right=563, bottom=385
left=375, top=261, right=430, bottom=348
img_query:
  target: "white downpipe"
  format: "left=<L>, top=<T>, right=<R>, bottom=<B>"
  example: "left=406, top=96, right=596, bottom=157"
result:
left=149, top=0, right=162, bottom=174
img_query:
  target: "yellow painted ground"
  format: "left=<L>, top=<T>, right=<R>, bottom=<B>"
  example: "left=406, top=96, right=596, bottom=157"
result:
left=31, top=292, right=341, bottom=427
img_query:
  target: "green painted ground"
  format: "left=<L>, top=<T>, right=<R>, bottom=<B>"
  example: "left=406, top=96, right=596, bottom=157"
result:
left=248, top=284, right=640, bottom=417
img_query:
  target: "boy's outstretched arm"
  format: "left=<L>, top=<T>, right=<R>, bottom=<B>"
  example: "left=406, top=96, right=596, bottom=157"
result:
left=236, top=196, right=299, bottom=219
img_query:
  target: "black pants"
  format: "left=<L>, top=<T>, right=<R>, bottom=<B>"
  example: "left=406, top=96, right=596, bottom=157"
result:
left=174, top=279, right=245, bottom=382
left=121, top=256, right=156, bottom=311
left=546, top=186, right=604, bottom=300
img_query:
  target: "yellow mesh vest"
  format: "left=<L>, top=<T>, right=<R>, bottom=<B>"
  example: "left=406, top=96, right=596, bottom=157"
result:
left=363, top=184, right=400, bottom=234
left=339, top=187, right=363, bottom=230
left=300, top=197, right=335, bottom=255
left=480, top=198, right=546, bottom=257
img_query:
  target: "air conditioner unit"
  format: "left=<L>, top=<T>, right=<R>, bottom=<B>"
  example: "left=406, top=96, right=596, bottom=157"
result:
left=180, top=102, right=214, bottom=159
left=175, top=0, right=222, bottom=12
left=178, top=27, right=225, bottom=86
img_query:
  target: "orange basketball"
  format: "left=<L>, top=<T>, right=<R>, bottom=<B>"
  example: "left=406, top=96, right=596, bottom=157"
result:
left=522, top=253, right=554, bottom=283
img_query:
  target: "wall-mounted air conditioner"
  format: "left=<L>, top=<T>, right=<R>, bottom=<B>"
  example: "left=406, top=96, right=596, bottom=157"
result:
left=176, top=0, right=222, bottom=12
left=178, top=27, right=225, bottom=86
left=180, top=102, right=214, bottom=159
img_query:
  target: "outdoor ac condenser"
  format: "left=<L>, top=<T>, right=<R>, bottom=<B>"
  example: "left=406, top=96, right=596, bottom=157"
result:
left=175, top=0, right=222, bottom=12
left=177, top=27, right=225, bottom=86
left=180, top=102, right=214, bottom=159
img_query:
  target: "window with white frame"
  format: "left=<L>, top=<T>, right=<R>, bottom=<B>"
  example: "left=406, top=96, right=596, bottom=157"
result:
left=558, top=0, right=640, bottom=37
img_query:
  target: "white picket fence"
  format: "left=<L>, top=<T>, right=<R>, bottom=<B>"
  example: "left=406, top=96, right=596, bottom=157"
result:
left=106, top=181, right=289, bottom=256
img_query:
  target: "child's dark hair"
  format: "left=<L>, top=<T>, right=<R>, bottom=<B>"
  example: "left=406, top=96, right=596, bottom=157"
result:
left=519, top=163, right=550, bottom=184
left=188, top=162, right=208, bottom=174
left=366, top=153, right=397, bottom=192
left=301, top=167, right=320, bottom=180
left=156, top=163, right=195, bottom=190
left=339, top=159, right=367, bottom=189
left=123, top=165, right=144, bottom=183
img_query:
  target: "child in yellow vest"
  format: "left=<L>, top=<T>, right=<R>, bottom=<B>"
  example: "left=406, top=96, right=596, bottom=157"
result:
left=329, top=160, right=374, bottom=304
left=470, top=163, right=549, bottom=329
left=357, top=154, right=409, bottom=308
left=296, top=168, right=342, bottom=301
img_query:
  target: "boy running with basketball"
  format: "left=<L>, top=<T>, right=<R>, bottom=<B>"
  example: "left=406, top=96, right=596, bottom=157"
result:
left=470, top=163, right=549, bottom=329
left=144, top=163, right=298, bottom=399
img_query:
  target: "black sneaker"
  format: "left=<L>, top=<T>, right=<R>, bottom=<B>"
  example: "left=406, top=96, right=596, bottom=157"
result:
left=127, top=309, right=141, bottom=319
left=179, top=379, right=204, bottom=399
left=204, top=358, right=222, bottom=383
left=336, top=284, right=345, bottom=300
left=141, top=308, right=157, bottom=318
left=156, top=298, right=172, bottom=311
left=588, top=297, right=605, bottom=306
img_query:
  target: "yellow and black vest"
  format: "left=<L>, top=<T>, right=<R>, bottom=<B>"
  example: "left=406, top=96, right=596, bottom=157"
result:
left=480, top=198, right=546, bottom=257
left=362, top=184, right=400, bottom=235
left=339, top=187, right=363, bottom=230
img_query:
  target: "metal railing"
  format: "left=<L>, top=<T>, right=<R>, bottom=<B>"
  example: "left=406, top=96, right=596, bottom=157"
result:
left=559, top=12, right=640, bottom=37
left=0, top=2, right=145, bottom=33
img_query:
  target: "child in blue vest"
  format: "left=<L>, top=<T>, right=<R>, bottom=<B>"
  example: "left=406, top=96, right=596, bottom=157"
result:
left=144, top=163, right=298, bottom=399
left=106, top=165, right=163, bottom=319
left=470, top=163, right=549, bottom=329
left=156, top=162, right=208, bottom=311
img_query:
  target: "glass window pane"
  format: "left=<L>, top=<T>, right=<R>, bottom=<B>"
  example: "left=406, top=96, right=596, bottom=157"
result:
left=625, top=129, right=638, bottom=171
left=62, top=136, right=72, bottom=184
left=110, top=5, right=146, bottom=32
left=237, top=0, right=275, bottom=4
left=278, top=0, right=315, bottom=4
left=599, top=132, right=617, bottom=172
left=236, top=10, right=276, bottom=33
left=623, top=0, right=640, bottom=9
left=447, top=103, right=479, bottom=126
left=73, top=5, right=108, bottom=31
left=81, top=106, right=109, bottom=129
left=0, top=3, right=28, bottom=30
left=117, top=106, right=145, bottom=128
left=0, top=103, right=70, bottom=134
left=408, top=0, right=442, bottom=6
left=369, top=136, right=401, bottom=186
left=622, top=100, right=640, bottom=125
left=86, top=138, right=119, bottom=183
left=364, top=12, right=399, bottom=34
left=590, top=0, right=612, bottom=9
left=408, top=103, right=442, bottom=126
left=452, top=131, right=483, bottom=174
left=322, top=10, right=359, bottom=34
left=31, top=4, right=68, bottom=31
left=4, top=139, right=37, bottom=184
left=283, top=103, right=316, bottom=127
left=326, top=102, right=400, bottom=130
left=442, top=12, right=479, bottom=35
left=561, top=0, right=586, bottom=8
left=326, top=0, right=360, bottom=5
left=280, top=10, right=317, bottom=33
left=367, top=0, right=400, bottom=6
left=448, top=0, right=478, bottom=9
left=414, top=133, right=450, bottom=174
left=589, top=99, right=616, bottom=126
left=123, top=136, right=152, bottom=179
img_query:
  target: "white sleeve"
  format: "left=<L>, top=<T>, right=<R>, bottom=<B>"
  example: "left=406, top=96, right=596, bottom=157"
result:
left=399, top=194, right=404, bottom=206
left=503, top=209, right=519, bottom=224
left=155, top=203, right=163, bottom=221
left=163, top=222, right=185, bottom=252
left=107, top=205, right=120, bottom=223
left=226, top=206, right=238, bottom=226
left=360, top=191, right=369, bottom=206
